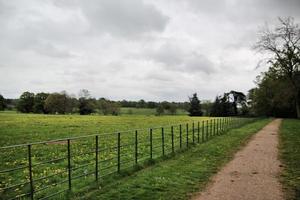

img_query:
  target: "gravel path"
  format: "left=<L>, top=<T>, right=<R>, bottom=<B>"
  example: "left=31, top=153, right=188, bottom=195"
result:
left=193, top=119, right=284, bottom=200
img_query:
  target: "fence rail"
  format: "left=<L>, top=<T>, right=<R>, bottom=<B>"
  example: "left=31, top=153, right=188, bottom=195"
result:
left=0, top=117, right=255, bottom=200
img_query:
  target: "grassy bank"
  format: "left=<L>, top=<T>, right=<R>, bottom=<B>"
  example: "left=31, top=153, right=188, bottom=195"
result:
left=279, top=119, right=300, bottom=200
left=74, top=119, right=271, bottom=200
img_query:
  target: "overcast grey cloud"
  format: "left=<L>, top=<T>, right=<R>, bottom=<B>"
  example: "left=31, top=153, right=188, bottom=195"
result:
left=0, top=0, right=300, bottom=101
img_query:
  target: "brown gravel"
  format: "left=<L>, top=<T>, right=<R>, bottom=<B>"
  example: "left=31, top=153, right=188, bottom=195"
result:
left=193, top=119, right=284, bottom=200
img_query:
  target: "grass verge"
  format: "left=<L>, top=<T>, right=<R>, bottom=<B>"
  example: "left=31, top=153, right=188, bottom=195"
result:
left=73, top=119, right=271, bottom=200
left=279, top=119, right=300, bottom=200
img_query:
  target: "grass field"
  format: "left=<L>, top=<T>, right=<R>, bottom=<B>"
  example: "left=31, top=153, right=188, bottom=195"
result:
left=75, top=119, right=271, bottom=200
left=0, top=112, right=210, bottom=199
left=0, top=112, right=260, bottom=200
left=0, top=111, right=201, bottom=146
left=279, top=119, right=300, bottom=200
left=119, top=107, right=188, bottom=115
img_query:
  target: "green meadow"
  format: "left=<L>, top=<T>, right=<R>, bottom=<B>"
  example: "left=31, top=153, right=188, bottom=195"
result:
left=0, top=112, right=210, bottom=199
left=0, top=112, right=264, bottom=200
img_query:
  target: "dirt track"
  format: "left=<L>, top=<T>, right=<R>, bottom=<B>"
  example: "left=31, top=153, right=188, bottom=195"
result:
left=193, top=119, right=284, bottom=200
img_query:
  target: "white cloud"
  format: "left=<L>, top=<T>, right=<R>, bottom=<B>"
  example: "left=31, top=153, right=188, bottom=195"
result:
left=0, top=0, right=299, bottom=101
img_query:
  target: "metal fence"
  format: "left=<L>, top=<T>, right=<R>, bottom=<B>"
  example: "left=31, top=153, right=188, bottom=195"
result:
left=0, top=117, right=255, bottom=200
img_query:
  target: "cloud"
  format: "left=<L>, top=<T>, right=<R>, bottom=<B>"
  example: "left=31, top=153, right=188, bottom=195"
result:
left=0, top=0, right=300, bottom=101
left=55, top=0, right=169, bottom=38
left=141, top=42, right=215, bottom=74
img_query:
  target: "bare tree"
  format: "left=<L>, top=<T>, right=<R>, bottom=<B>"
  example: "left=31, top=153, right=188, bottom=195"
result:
left=254, top=17, right=300, bottom=118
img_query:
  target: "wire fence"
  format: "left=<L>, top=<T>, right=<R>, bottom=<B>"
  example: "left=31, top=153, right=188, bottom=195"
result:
left=0, top=117, right=256, bottom=199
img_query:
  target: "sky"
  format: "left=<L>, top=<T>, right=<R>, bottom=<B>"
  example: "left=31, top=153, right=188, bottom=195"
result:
left=0, top=0, right=300, bottom=101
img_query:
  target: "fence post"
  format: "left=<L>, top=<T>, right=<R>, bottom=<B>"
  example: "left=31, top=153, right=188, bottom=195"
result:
left=192, top=122, right=195, bottom=144
left=210, top=119, right=213, bottom=137
left=217, top=118, right=219, bottom=135
left=150, top=129, right=153, bottom=160
left=67, top=139, right=72, bottom=190
left=162, top=127, right=165, bottom=156
left=206, top=120, right=209, bottom=140
left=135, top=130, right=138, bottom=165
left=221, top=118, right=223, bottom=132
left=117, top=133, right=121, bottom=173
left=186, top=123, right=189, bottom=148
left=197, top=121, right=200, bottom=143
left=226, top=118, right=228, bottom=130
left=28, top=145, right=34, bottom=200
left=214, top=119, right=216, bottom=135
left=95, top=135, right=99, bottom=181
left=171, top=126, right=174, bottom=153
left=179, top=124, right=182, bottom=148
left=202, top=121, right=205, bottom=142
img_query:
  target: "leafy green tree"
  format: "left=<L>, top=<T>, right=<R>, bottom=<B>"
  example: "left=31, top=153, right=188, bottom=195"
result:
left=248, top=69, right=296, bottom=117
left=136, top=99, right=146, bottom=108
left=147, top=101, right=157, bottom=108
left=201, top=100, right=213, bottom=116
left=254, top=17, right=300, bottom=118
left=110, top=102, right=121, bottom=116
left=188, top=93, right=203, bottom=116
left=17, top=92, right=35, bottom=113
left=78, top=89, right=95, bottom=115
left=98, top=98, right=110, bottom=115
left=33, top=92, right=49, bottom=113
left=79, top=98, right=95, bottom=115
left=98, top=98, right=120, bottom=115
left=0, top=94, right=6, bottom=110
left=156, top=104, right=164, bottom=116
left=168, top=104, right=177, bottom=115
left=44, top=92, right=71, bottom=114
left=227, top=91, right=247, bottom=115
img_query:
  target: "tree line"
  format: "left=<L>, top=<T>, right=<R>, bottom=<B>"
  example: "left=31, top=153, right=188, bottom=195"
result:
left=0, top=90, right=191, bottom=116
left=0, top=90, right=122, bottom=115
left=0, top=91, right=246, bottom=117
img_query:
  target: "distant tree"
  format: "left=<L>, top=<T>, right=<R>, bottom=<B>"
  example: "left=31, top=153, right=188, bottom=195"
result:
left=44, top=92, right=71, bottom=114
left=210, top=96, right=221, bottom=116
left=161, top=101, right=171, bottom=110
left=188, top=93, right=203, bottom=116
left=147, top=101, right=157, bottom=108
left=227, top=91, right=247, bottom=115
left=156, top=104, right=164, bottom=115
left=168, top=104, right=177, bottom=115
left=210, top=94, right=235, bottom=117
left=17, top=92, right=35, bottom=113
left=78, top=89, right=95, bottom=115
left=254, top=17, right=300, bottom=118
left=110, top=102, right=121, bottom=116
left=98, top=98, right=110, bottom=115
left=0, top=94, right=6, bottom=110
left=33, top=92, right=49, bottom=113
left=98, top=98, right=120, bottom=115
left=78, top=89, right=91, bottom=99
left=201, top=100, right=213, bottom=116
left=79, top=98, right=95, bottom=115
left=136, top=99, right=146, bottom=108
left=4, top=98, right=17, bottom=110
